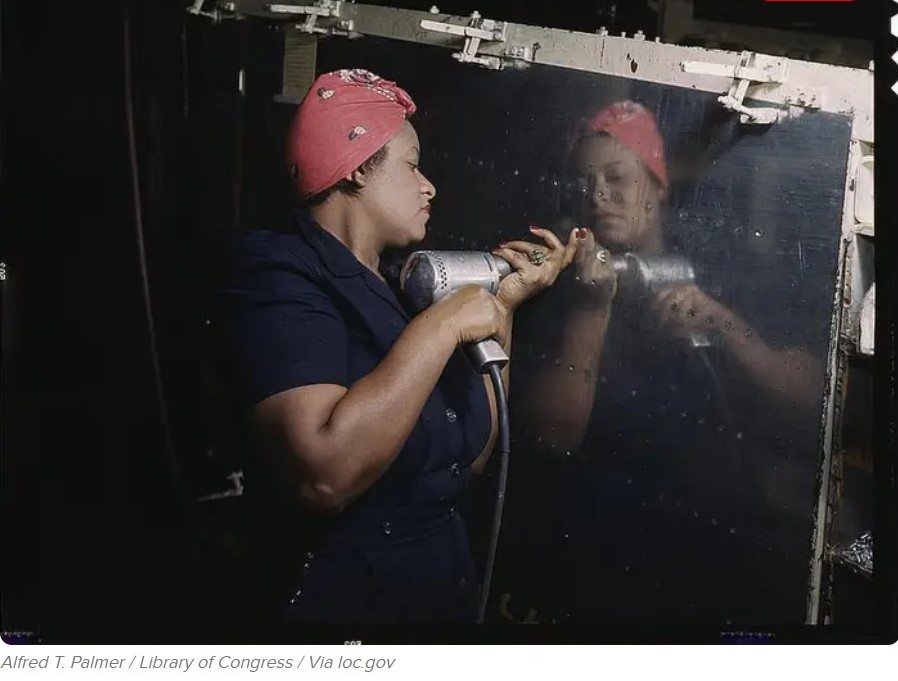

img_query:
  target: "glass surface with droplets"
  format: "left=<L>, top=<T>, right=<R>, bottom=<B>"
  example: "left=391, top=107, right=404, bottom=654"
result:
left=283, top=37, right=851, bottom=626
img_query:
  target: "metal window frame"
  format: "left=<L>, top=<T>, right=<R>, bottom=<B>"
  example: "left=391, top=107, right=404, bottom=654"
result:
left=212, top=1, right=872, bottom=141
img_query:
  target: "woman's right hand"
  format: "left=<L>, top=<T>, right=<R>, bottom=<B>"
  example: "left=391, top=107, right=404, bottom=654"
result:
left=569, top=228, right=618, bottom=307
left=433, top=285, right=510, bottom=347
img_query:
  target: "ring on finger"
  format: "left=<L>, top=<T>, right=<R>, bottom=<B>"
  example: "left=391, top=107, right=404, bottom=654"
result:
left=595, top=249, right=609, bottom=264
left=528, top=248, right=547, bottom=266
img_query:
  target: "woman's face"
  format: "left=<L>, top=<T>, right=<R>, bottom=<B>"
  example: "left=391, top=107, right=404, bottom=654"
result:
left=360, top=121, right=437, bottom=247
left=573, top=134, right=666, bottom=253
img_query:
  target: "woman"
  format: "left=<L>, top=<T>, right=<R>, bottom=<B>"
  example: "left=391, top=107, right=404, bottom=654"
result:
left=503, top=101, right=822, bottom=624
left=530, top=100, right=819, bottom=449
left=216, top=68, right=578, bottom=624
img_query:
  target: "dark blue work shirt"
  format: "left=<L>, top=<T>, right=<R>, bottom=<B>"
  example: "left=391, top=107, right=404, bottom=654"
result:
left=216, top=210, right=491, bottom=623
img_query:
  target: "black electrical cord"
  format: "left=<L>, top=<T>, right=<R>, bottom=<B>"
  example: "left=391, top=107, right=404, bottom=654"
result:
left=477, top=362, right=511, bottom=624
left=123, top=2, right=181, bottom=489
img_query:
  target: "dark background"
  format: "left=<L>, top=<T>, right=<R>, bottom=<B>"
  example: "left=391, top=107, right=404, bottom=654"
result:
left=0, top=0, right=890, bottom=642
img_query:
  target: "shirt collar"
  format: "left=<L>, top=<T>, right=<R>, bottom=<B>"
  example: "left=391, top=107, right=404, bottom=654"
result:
left=292, top=209, right=412, bottom=321
left=293, top=209, right=367, bottom=278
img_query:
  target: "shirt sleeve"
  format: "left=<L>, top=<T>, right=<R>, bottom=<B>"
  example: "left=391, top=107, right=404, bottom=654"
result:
left=217, top=251, right=349, bottom=410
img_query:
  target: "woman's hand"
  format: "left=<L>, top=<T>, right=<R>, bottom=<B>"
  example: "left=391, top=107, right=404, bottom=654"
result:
left=568, top=228, right=618, bottom=308
left=650, top=283, right=736, bottom=343
left=490, top=226, right=579, bottom=312
left=433, top=284, right=511, bottom=347
left=651, top=283, right=821, bottom=409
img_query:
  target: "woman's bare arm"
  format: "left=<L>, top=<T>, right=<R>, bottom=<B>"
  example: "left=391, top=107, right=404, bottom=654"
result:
left=252, top=286, right=508, bottom=512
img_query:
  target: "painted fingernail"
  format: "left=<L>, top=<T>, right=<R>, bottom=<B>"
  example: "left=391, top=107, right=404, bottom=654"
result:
left=529, top=225, right=542, bottom=232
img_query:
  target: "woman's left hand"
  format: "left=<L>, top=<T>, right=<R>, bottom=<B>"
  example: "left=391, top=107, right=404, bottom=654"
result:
left=491, top=226, right=579, bottom=312
left=650, top=283, right=737, bottom=343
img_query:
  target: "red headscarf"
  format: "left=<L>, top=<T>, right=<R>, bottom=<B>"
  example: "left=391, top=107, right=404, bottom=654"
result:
left=286, top=68, right=417, bottom=199
left=584, top=101, right=668, bottom=189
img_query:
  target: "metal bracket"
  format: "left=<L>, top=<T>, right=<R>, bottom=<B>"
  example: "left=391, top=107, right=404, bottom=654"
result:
left=502, top=42, right=539, bottom=67
left=681, top=51, right=789, bottom=124
left=859, top=283, right=875, bottom=356
left=186, top=0, right=236, bottom=22
left=420, top=11, right=508, bottom=70
left=196, top=468, right=246, bottom=503
left=266, top=1, right=357, bottom=37
left=853, top=153, right=874, bottom=228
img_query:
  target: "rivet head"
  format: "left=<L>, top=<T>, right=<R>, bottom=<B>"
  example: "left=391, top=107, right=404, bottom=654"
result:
left=445, top=408, right=457, bottom=423
left=382, top=522, right=393, bottom=536
left=449, top=462, right=461, bottom=476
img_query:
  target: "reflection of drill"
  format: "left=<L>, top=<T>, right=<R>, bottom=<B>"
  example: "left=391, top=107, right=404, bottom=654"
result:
left=615, top=254, right=735, bottom=457
left=612, top=253, right=711, bottom=347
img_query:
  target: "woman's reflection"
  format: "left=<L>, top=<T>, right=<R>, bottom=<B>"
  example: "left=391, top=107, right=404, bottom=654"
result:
left=502, top=101, right=822, bottom=624
left=523, top=100, right=820, bottom=453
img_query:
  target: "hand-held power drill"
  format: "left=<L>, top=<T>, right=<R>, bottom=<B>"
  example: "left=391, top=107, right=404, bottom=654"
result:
left=400, top=250, right=512, bottom=374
